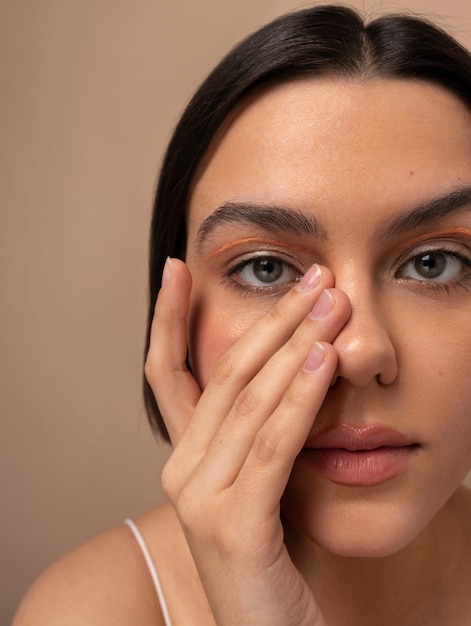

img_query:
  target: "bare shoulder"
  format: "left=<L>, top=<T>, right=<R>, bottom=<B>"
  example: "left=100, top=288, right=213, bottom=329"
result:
left=12, top=505, right=171, bottom=626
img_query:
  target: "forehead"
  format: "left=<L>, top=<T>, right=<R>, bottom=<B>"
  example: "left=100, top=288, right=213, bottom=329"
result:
left=188, top=78, right=471, bottom=237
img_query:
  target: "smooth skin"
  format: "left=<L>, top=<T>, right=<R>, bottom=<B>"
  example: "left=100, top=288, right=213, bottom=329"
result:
left=153, top=259, right=350, bottom=625
left=13, top=79, right=471, bottom=625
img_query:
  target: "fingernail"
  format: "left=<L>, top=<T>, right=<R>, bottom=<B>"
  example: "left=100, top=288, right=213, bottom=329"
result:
left=161, top=257, right=173, bottom=287
left=303, top=342, right=327, bottom=372
left=310, top=289, right=335, bottom=319
left=296, top=264, right=322, bottom=291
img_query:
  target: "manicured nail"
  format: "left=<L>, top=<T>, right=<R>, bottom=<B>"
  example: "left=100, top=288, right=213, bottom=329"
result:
left=296, top=264, right=322, bottom=291
left=303, top=342, right=327, bottom=372
left=310, top=289, right=335, bottom=319
left=161, top=257, right=173, bottom=287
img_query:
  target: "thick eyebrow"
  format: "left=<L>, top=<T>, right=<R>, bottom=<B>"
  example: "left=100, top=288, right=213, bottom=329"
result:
left=196, top=201, right=326, bottom=251
left=383, top=186, right=471, bottom=238
left=195, top=187, right=471, bottom=251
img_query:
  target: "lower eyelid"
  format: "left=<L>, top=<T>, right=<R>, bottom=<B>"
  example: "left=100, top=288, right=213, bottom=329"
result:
left=396, top=253, right=471, bottom=288
left=221, top=277, right=297, bottom=298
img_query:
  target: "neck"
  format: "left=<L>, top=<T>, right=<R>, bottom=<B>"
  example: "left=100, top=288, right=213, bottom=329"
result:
left=285, top=485, right=471, bottom=626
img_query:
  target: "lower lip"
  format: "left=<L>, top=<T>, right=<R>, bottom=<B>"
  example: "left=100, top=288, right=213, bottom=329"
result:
left=299, top=446, right=417, bottom=486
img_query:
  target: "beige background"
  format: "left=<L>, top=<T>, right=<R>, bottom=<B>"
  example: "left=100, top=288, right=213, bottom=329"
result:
left=2, top=1, right=471, bottom=623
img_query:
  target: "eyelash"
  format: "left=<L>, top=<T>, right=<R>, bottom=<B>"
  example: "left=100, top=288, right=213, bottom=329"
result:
left=223, top=244, right=471, bottom=295
left=224, top=254, right=303, bottom=295
left=396, top=244, right=471, bottom=293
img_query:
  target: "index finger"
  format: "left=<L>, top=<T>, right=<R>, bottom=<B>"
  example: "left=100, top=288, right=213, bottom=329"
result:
left=177, top=263, right=337, bottom=452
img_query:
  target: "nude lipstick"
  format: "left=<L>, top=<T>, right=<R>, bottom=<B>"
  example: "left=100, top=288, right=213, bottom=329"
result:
left=300, top=424, right=419, bottom=486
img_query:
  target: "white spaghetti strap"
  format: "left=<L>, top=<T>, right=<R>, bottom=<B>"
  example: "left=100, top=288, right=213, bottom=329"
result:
left=124, top=518, right=173, bottom=626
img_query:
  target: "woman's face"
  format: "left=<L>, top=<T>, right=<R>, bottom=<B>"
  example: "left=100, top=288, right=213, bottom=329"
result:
left=184, top=78, right=471, bottom=556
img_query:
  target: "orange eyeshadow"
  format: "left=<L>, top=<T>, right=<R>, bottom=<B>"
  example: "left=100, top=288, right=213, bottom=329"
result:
left=204, top=237, right=314, bottom=259
left=204, top=229, right=471, bottom=260
left=406, top=227, right=471, bottom=244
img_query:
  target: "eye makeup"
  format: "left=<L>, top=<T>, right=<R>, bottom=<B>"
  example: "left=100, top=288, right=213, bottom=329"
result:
left=203, top=236, right=314, bottom=260
left=203, top=226, right=471, bottom=298
left=402, top=227, right=471, bottom=245
left=394, top=226, right=471, bottom=292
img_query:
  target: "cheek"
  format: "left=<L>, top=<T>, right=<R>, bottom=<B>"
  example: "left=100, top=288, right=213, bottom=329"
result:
left=400, top=320, right=471, bottom=479
left=401, top=311, right=471, bottom=409
left=187, top=289, right=261, bottom=388
left=189, top=312, right=234, bottom=387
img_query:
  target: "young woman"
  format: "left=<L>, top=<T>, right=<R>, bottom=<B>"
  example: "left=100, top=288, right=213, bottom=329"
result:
left=13, top=5, right=471, bottom=625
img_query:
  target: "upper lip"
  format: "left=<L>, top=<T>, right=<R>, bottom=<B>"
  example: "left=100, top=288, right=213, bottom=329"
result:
left=304, top=424, right=415, bottom=451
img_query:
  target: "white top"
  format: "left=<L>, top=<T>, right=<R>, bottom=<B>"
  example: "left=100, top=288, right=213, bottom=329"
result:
left=124, top=518, right=173, bottom=626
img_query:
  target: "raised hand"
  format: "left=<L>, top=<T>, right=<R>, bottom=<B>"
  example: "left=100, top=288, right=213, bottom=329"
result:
left=145, top=258, right=351, bottom=625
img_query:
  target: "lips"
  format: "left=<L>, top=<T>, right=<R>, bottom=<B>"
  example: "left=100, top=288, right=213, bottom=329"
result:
left=300, top=424, right=419, bottom=486
left=305, top=423, right=414, bottom=451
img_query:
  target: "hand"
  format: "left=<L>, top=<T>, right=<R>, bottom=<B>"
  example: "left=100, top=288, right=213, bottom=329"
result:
left=145, top=258, right=351, bottom=625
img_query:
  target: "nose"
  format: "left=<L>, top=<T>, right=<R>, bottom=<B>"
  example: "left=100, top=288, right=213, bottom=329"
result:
left=332, top=289, right=398, bottom=387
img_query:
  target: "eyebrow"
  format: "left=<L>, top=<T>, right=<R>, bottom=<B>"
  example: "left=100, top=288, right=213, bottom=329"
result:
left=195, top=186, right=471, bottom=251
left=383, top=186, right=471, bottom=238
left=196, top=202, right=326, bottom=251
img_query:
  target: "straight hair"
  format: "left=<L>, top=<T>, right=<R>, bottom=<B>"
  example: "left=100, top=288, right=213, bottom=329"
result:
left=144, top=4, right=471, bottom=440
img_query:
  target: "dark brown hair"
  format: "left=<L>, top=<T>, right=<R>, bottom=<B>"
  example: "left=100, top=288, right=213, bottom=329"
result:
left=144, top=4, right=471, bottom=440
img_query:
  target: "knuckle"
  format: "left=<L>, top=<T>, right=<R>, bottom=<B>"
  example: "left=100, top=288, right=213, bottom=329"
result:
left=175, top=484, right=214, bottom=538
left=211, top=353, right=235, bottom=386
left=174, top=485, right=197, bottom=524
left=163, top=471, right=201, bottom=528
left=283, top=385, right=306, bottom=411
left=143, top=355, right=156, bottom=383
left=252, top=428, right=282, bottom=465
left=144, top=354, right=166, bottom=397
left=160, top=458, right=179, bottom=500
left=162, top=460, right=211, bottom=531
left=234, top=387, right=260, bottom=418
left=144, top=339, right=165, bottom=383
left=285, top=332, right=309, bottom=358
left=265, top=300, right=289, bottom=325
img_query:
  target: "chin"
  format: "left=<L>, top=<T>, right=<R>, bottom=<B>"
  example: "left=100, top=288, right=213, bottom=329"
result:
left=309, top=514, right=421, bottom=559
left=282, top=479, right=438, bottom=559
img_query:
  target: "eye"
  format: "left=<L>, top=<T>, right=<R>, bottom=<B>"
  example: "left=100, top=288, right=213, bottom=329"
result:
left=228, top=255, right=301, bottom=289
left=399, top=250, right=469, bottom=283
